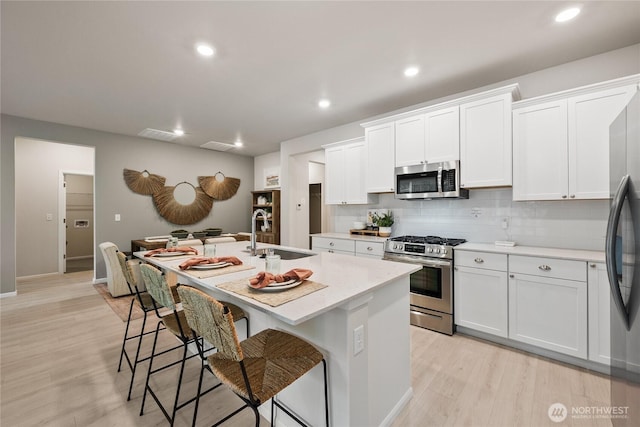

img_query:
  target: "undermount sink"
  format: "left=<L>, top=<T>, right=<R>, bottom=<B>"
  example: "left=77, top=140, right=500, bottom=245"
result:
left=244, top=247, right=315, bottom=260
left=267, top=248, right=315, bottom=260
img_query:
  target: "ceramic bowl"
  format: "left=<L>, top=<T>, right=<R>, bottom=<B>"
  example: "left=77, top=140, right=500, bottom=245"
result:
left=352, top=221, right=366, bottom=230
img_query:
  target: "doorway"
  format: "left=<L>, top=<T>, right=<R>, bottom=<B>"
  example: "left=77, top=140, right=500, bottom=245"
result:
left=309, top=183, right=322, bottom=247
left=62, top=173, right=94, bottom=273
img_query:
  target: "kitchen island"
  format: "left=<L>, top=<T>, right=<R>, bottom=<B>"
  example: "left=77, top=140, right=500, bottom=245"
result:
left=137, top=241, right=420, bottom=427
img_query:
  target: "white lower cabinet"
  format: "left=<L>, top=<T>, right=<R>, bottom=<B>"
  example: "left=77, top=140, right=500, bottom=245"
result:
left=355, top=240, right=384, bottom=259
left=454, top=251, right=508, bottom=337
left=508, top=256, right=587, bottom=359
left=312, top=236, right=385, bottom=259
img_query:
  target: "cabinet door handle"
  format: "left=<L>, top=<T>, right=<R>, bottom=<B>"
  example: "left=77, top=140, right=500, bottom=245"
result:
left=367, top=246, right=373, bottom=251
left=570, top=194, right=576, bottom=198
left=454, top=267, right=458, bottom=271
left=328, top=250, right=334, bottom=253
left=590, top=263, right=596, bottom=268
left=329, top=242, right=334, bottom=246
left=474, top=258, right=484, bottom=263
left=562, top=195, right=568, bottom=199
left=538, top=265, right=551, bottom=271
left=509, top=274, right=515, bottom=278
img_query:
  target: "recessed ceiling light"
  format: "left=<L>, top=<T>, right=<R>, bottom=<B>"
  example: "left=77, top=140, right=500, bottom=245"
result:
left=234, top=141, right=243, bottom=147
left=555, top=7, right=580, bottom=22
left=196, top=43, right=215, bottom=57
left=404, top=66, right=420, bottom=77
left=173, top=129, right=185, bottom=136
left=318, top=99, right=331, bottom=109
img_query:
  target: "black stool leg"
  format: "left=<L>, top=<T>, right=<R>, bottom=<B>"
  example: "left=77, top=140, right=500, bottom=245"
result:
left=117, top=298, right=135, bottom=372
left=127, top=310, right=148, bottom=400
left=140, top=320, right=162, bottom=416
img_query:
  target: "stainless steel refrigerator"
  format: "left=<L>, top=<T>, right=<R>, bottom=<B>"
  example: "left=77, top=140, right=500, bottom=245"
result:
left=607, top=90, right=640, bottom=426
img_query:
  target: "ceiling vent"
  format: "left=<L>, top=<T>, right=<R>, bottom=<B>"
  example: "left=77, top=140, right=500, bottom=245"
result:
left=200, top=141, right=236, bottom=152
left=138, top=128, right=180, bottom=142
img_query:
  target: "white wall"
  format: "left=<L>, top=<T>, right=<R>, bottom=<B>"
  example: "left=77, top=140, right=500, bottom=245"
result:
left=274, top=44, right=640, bottom=251
left=253, top=151, right=280, bottom=190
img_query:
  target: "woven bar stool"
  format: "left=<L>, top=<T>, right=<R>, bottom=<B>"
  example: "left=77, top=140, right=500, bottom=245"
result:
left=177, top=284, right=329, bottom=427
left=116, top=251, right=161, bottom=400
left=139, top=264, right=248, bottom=426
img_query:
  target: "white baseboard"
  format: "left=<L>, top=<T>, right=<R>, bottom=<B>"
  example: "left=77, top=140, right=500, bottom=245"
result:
left=379, top=387, right=413, bottom=427
left=0, top=291, right=18, bottom=298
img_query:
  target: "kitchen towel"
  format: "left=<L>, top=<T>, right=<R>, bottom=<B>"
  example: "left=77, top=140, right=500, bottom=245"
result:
left=248, top=268, right=313, bottom=289
left=217, top=278, right=326, bottom=307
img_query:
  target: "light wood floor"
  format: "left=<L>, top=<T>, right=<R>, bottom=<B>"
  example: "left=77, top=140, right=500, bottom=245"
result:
left=1, top=272, right=613, bottom=426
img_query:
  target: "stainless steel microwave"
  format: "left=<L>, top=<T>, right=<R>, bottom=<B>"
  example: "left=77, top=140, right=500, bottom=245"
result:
left=395, top=161, right=469, bottom=200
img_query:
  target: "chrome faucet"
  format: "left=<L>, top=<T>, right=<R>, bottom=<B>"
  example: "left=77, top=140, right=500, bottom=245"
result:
left=250, top=208, right=269, bottom=256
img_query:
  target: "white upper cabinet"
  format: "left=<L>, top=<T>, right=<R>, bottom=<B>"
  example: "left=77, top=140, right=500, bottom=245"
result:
left=513, top=99, right=569, bottom=200
left=513, top=77, right=639, bottom=201
left=460, top=92, right=514, bottom=188
left=323, top=137, right=375, bottom=205
left=365, top=122, right=396, bottom=193
left=395, top=114, right=425, bottom=167
left=395, top=107, right=459, bottom=167
left=425, top=106, right=460, bottom=163
left=568, top=85, right=637, bottom=199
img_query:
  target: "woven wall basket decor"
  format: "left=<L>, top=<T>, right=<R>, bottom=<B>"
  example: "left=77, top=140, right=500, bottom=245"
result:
left=198, top=172, right=241, bottom=201
left=152, top=182, right=214, bottom=225
left=123, top=168, right=166, bottom=195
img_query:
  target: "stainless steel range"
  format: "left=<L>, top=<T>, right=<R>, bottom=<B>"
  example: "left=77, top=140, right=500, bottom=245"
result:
left=383, top=235, right=466, bottom=335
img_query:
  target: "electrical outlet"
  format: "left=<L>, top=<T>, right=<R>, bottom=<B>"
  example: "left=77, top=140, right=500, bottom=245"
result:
left=471, top=208, right=482, bottom=218
left=114, top=214, right=121, bottom=222
left=353, top=325, right=365, bottom=355
left=501, top=218, right=509, bottom=229
left=46, top=213, right=53, bottom=221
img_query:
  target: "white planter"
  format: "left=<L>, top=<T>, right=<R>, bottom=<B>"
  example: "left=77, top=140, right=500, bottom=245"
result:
left=378, top=226, right=392, bottom=237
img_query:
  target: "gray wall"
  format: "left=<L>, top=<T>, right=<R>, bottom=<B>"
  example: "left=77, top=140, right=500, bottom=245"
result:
left=1, top=115, right=253, bottom=293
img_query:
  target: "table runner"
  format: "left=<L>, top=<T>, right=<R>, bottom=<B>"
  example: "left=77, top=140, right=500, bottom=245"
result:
left=181, top=264, right=255, bottom=279
left=216, top=278, right=327, bottom=307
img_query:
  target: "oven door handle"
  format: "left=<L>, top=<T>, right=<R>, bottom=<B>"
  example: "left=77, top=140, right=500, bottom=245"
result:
left=384, top=254, right=451, bottom=268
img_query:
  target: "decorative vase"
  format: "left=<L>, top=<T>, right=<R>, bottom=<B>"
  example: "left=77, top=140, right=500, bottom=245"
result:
left=378, top=226, right=392, bottom=237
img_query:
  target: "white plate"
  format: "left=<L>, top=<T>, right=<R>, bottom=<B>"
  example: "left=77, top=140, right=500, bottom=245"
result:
left=189, top=262, right=231, bottom=270
left=250, top=279, right=304, bottom=292
left=152, top=251, right=187, bottom=257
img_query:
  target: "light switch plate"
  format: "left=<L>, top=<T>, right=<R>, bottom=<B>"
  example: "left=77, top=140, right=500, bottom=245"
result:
left=353, top=325, right=365, bottom=355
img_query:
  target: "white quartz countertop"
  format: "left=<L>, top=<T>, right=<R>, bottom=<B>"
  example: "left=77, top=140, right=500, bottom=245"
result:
left=311, top=232, right=389, bottom=243
left=136, top=241, right=418, bottom=325
left=455, top=242, right=605, bottom=263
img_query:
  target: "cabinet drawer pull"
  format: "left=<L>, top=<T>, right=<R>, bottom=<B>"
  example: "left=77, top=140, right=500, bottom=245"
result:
left=562, top=195, right=568, bottom=199
left=509, top=274, right=515, bottom=278
left=538, top=265, right=551, bottom=271
left=328, top=250, right=334, bottom=253
left=329, top=242, right=334, bottom=246
left=570, top=194, right=576, bottom=199
left=590, top=263, right=596, bottom=268
left=474, top=258, right=484, bottom=263
left=367, top=246, right=373, bottom=251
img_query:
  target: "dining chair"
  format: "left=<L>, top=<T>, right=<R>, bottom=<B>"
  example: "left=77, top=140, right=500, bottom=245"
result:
left=99, top=241, right=131, bottom=297
left=116, top=251, right=159, bottom=401
left=139, top=264, right=248, bottom=426
left=177, top=284, right=329, bottom=427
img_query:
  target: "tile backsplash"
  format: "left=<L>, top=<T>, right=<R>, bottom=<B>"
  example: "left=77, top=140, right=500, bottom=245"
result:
left=331, top=188, right=609, bottom=252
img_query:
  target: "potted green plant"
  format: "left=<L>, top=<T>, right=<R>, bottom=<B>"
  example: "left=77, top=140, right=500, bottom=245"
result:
left=373, top=211, right=394, bottom=237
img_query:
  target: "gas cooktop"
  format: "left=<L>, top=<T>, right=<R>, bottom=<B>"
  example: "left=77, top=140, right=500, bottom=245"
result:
left=385, top=235, right=466, bottom=259
left=388, top=235, right=467, bottom=246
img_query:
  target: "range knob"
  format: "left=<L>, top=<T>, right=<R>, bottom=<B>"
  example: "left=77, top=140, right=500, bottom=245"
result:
left=427, top=247, right=433, bottom=253
left=395, top=243, right=402, bottom=250
left=441, top=248, right=448, bottom=255
left=434, top=247, right=441, bottom=254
